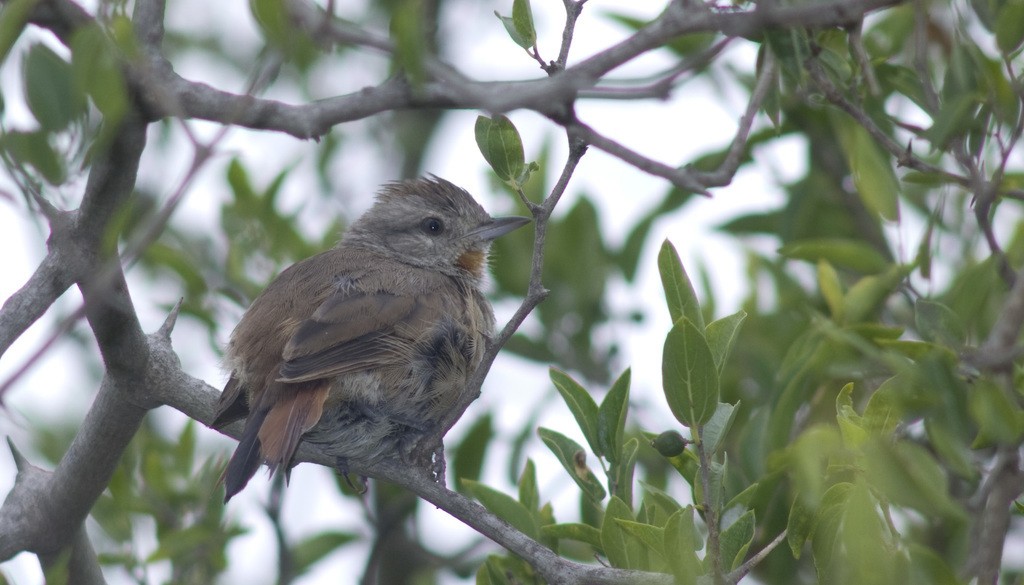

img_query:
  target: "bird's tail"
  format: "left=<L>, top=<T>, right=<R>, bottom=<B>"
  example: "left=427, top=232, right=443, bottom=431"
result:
left=222, top=407, right=268, bottom=501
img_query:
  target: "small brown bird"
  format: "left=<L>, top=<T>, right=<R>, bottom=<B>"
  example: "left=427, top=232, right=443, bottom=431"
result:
left=212, top=177, right=529, bottom=500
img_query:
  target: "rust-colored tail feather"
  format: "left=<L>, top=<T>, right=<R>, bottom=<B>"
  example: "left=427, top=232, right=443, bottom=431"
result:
left=222, top=382, right=329, bottom=501
left=258, top=383, right=330, bottom=474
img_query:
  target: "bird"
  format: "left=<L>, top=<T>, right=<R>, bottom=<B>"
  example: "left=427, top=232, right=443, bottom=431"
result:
left=211, top=176, right=530, bottom=501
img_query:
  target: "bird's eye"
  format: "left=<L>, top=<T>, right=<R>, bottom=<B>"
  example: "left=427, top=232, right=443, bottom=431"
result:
left=421, top=217, right=445, bottom=235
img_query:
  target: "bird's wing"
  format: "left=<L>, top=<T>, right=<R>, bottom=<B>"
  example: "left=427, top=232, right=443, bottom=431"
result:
left=277, top=288, right=445, bottom=383
left=211, top=375, right=248, bottom=428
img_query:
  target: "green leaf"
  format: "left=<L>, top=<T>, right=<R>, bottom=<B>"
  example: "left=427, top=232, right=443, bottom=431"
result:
left=541, top=523, right=603, bottom=548
left=701, top=401, right=739, bottom=455
left=785, top=425, right=844, bottom=507
left=601, top=497, right=642, bottom=569
left=143, top=243, right=209, bottom=297
left=697, top=456, right=728, bottom=514
left=830, top=112, right=900, bottom=221
left=480, top=555, right=532, bottom=585
left=390, top=0, right=426, bottom=84
left=705, top=311, right=746, bottom=373
left=453, top=414, right=493, bottom=488
left=662, top=319, right=720, bottom=428
left=818, top=259, right=844, bottom=320
left=512, top=0, right=537, bottom=48
left=175, top=420, right=197, bottom=467
left=663, top=507, right=702, bottom=585
left=0, top=0, right=33, bottom=65
left=838, top=482, right=899, bottom=583
left=598, top=368, right=631, bottom=463
left=779, top=238, right=890, bottom=273
left=862, top=375, right=903, bottom=435
left=809, top=482, right=854, bottom=581
left=720, top=510, right=755, bottom=571
left=250, top=0, right=316, bottom=66
left=968, top=378, right=1024, bottom=446
left=842, top=264, right=912, bottom=324
left=907, top=543, right=962, bottom=585
left=23, top=43, right=84, bottom=131
left=612, top=438, right=639, bottom=507
left=640, top=482, right=684, bottom=521
left=925, top=93, right=980, bottom=149
left=462, top=479, right=540, bottom=539
left=495, top=0, right=537, bottom=52
left=615, top=519, right=666, bottom=558
left=914, top=299, right=966, bottom=348
left=863, top=438, right=966, bottom=521
left=836, top=383, right=868, bottom=447
left=996, top=0, right=1024, bottom=53
left=537, top=427, right=606, bottom=503
left=475, top=114, right=527, bottom=184
left=924, top=416, right=977, bottom=481
left=518, top=458, right=539, bottom=513
left=1, top=130, right=65, bottom=184
left=724, top=481, right=759, bottom=512
left=70, top=24, right=128, bottom=122
left=480, top=557, right=508, bottom=585
left=549, top=368, right=601, bottom=456
left=292, top=531, right=358, bottom=575
left=787, top=496, right=814, bottom=559
left=658, top=240, right=704, bottom=329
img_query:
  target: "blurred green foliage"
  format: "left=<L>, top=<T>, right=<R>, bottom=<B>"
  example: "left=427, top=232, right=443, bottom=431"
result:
left=4, top=0, right=1024, bottom=583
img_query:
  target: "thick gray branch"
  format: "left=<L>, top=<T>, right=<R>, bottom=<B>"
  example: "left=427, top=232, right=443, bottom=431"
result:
left=0, top=250, right=76, bottom=359
left=24, top=0, right=902, bottom=141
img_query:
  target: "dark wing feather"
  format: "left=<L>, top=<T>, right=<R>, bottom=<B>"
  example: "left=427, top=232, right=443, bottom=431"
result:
left=212, top=376, right=249, bottom=428
left=277, top=290, right=444, bottom=383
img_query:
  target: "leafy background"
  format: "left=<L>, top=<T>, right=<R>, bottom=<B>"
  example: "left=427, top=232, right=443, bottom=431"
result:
left=2, top=0, right=1024, bottom=583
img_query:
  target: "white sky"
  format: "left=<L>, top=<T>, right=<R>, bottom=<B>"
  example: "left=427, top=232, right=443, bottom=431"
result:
left=0, top=1, right=809, bottom=583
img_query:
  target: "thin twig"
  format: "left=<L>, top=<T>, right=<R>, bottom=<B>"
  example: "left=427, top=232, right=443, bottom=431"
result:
left=578, top=38, right=733, bottom=101
left=725, top=529, right=788, bottom=584
left=693, top=48, right=778, bottom=187
left=555, top=0, right=587, bottom=72
left=369, top=460, right=674, bottom=585
left=569, top=120, right=711, bottom=195
left=805, top=56, right=969, bottom=186
left=848, top=20, right=880, bottom=96
left=911, top=0, right=941, bottom=114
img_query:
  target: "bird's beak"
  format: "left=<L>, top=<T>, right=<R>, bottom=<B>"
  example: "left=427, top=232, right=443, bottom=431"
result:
left=468, top=216, right=531, bottom=241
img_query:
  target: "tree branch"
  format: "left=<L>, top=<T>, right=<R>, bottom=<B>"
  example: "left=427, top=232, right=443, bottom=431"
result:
left=23, top=0, right=903, bottom=142
left=692, top=48, right=778, bottom=187
left=970, top=446, right=1023, bottom=584
left=0, top=250, right=77, bottom=360
left=568, top=119, right=710, bottom=194
left=725, top=529, right=788, bottom=585
left=804, top=56, right=969, bottom=187
left=373, top=461, right=674, bottom=585
left=114, top=322, right=675, bottom=585
left=554, top=0, right=587, bottom=72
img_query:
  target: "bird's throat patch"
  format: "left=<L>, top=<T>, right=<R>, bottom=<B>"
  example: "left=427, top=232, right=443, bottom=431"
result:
left=456, top=250, right=486, bottom=276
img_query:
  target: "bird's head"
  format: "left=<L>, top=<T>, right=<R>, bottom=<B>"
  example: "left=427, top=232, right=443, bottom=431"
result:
left=344, top=177, right=530, bottom=280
